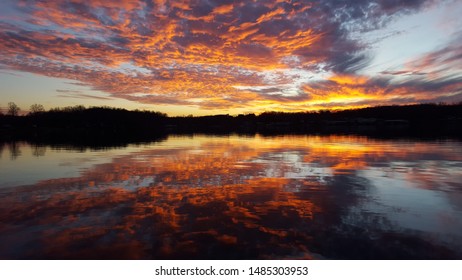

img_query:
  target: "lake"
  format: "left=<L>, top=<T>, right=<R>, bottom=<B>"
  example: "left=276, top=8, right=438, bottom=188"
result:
left=1, top=134, right=462, bottom=259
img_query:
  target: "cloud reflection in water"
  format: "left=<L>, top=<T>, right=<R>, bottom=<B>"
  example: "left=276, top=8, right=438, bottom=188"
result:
left=0, top=135, right=462, bottom=259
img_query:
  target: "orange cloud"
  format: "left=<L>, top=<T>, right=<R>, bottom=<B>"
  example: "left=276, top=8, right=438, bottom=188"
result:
left=1, top=0, right=461, bottom=113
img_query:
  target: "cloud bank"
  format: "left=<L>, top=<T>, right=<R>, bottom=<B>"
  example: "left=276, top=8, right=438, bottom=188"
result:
left=0, top=0, right=461, bottom=112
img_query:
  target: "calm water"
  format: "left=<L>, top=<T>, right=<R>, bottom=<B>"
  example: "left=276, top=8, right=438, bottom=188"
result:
left=1, top=135, right=462, bottom=259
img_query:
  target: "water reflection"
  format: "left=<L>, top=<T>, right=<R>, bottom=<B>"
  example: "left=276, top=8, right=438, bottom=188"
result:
left=31, top=144, right=47, bottom=157
left=0, top=135, right=462, bottom=259
left=0, top=141, right=23, bottom=160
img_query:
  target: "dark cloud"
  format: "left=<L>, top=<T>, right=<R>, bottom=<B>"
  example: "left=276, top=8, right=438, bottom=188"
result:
left=381, top=70, right=427, bottom=76
left=57, top=93, right=114, bottom=100
left=236, top=43, right=273, bottom=59
left=259, top=92, right=311, bottom=103
left=398, top=76, right=462, bottom=93
left=56, top=89, right=82, bottom=94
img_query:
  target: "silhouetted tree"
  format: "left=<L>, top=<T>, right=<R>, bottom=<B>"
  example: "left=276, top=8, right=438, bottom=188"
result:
left=29, top=103, right=45, bottom=115
left=7, top=102, right=20, bottom=116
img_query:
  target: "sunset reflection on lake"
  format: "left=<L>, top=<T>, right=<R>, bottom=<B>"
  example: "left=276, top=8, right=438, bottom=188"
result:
left=1, top=135, right=462, bottom=259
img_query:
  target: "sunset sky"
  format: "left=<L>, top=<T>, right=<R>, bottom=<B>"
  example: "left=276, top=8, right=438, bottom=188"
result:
left=1, top=0, right=461, bottom=116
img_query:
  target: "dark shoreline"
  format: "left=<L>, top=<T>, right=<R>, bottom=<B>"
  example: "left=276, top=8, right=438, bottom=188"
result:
left=1, top=103, right=461, bottom=145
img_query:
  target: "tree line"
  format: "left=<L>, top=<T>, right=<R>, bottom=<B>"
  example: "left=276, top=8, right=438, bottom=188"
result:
left=1, top=102, right=462, bottom=142
left=0, top=104, right=168, bottom=145
left=166, top=103, right=462, bottom=135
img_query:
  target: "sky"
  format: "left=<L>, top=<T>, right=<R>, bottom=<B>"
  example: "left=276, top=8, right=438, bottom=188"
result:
left=0, top=0, right=461, bottom=116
